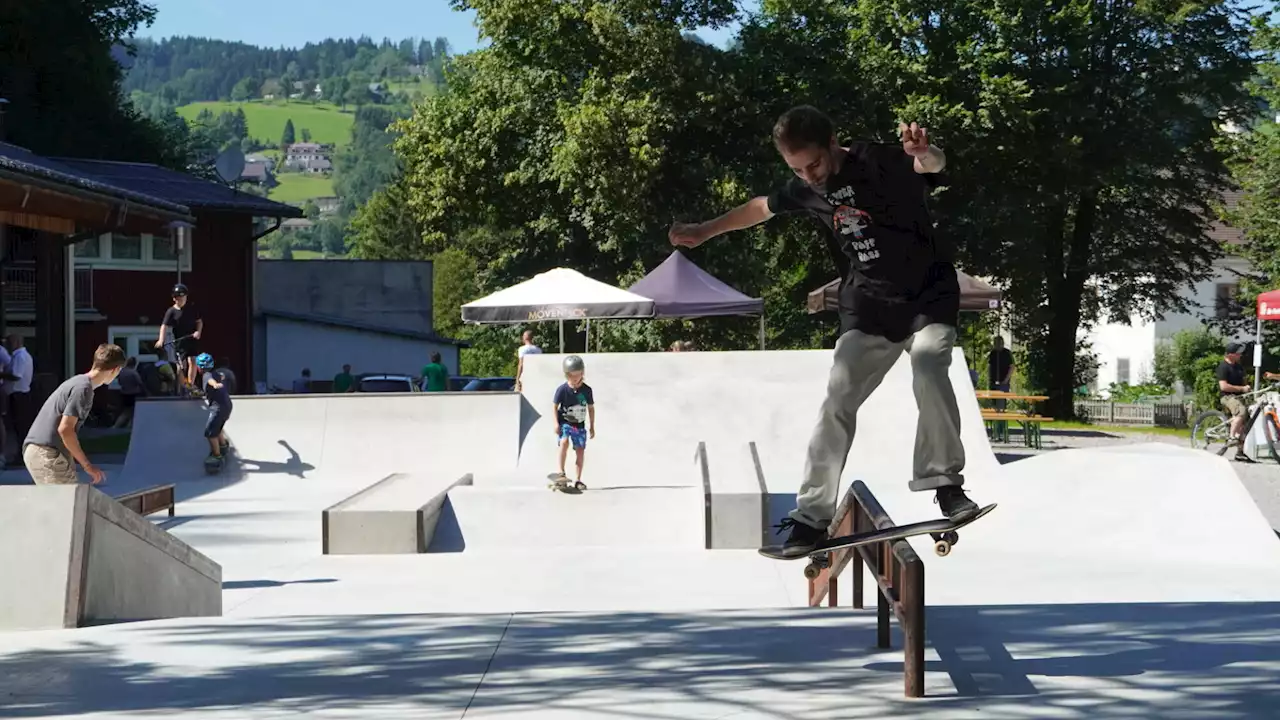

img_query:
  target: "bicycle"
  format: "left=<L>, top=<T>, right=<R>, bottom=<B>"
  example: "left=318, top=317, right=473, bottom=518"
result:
left=158, top=334, right=201, bottom=399
left=1189, top=382, right=1280, bottom=462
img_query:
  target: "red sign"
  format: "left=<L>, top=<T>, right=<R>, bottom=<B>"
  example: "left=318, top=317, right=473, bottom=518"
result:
left=1259, top=289, right=1280, bottom=320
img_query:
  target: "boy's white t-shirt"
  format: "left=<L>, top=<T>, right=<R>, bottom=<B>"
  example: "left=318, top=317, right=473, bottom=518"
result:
left=518, top=344, right=543, bottom=358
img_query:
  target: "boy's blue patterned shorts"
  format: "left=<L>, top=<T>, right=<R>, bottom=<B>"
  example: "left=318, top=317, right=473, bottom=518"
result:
left=558, top=423, right=588, bottom=449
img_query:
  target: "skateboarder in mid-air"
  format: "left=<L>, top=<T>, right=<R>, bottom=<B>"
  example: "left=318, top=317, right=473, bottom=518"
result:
left=669, top=105, right=980, bottom=558
left=552, top=355, right=595, bottom=489
left=196, top=353, right=232, bottom=464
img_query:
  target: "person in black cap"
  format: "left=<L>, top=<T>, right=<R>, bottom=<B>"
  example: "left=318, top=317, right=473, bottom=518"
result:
left=1217, top=341, right=1254, bottom=462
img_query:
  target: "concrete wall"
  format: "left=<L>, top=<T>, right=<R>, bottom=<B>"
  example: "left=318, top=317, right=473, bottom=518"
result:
left=262, top=316, right=460, bottom=391
left=0, top=484, right=222, bottom=630
left=257, top=259, right=435, bottom=335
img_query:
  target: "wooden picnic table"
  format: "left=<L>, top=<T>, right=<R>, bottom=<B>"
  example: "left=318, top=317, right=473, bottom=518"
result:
left=975, top=390, right=1052, bottom=449
left=974, top=390, right=1049, bottom=401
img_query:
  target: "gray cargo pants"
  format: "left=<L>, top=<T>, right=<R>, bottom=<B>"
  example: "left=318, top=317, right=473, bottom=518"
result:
left=790, top=323, right=965, bottom=530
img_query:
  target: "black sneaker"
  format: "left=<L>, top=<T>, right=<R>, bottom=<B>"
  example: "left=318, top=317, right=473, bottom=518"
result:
left=760, top=517, right=828, bottom=559
left=935, top=486, right=980, bottom=523
left=1234, top=452, right=1257, bottom=464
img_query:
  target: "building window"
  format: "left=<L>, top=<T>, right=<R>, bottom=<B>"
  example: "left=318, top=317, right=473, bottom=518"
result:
left=1215, top=283, right=1239, bottom=320
left=73, top=233, right=191, bottom=272
left=108, top=326, right=163, bottom=364
left=1116, top=357, right=1131, bottom=386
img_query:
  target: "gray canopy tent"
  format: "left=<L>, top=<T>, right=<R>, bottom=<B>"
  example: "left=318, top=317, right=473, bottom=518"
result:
left=806, top=270, right=1003, bottom=314
left=628, top=250, right=767, bottom=349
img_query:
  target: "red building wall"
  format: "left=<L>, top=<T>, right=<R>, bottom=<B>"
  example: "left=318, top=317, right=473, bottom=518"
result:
left=74, top=211, right=256, bottom=389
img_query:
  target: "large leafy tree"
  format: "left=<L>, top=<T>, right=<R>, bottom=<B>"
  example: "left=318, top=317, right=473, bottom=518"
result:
left=742, top=0, right=1259, bottom=417
left=351, top=0, right=838, bottom=356
left=1219, top=17, right=1280, bottom=360
left=0, top=0, right=180, bottom=164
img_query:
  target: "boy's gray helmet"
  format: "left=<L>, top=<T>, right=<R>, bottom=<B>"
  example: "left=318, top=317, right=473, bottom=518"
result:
left=563, top=355, right=585, bottom=373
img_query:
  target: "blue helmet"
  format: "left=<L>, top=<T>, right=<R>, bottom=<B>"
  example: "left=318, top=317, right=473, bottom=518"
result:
left=195, top=353, right=214, bottom=370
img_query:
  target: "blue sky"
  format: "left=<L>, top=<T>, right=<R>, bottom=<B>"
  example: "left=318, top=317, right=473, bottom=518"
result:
left=137, top=0, right=754, bottom=52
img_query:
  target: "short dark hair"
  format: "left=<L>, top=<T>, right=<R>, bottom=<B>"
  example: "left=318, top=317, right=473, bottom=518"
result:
left=430, top=351, right=441, bottom=363
left=773, top=105, right=835, bottom=153
left=92, top=343, right=126, bottom=371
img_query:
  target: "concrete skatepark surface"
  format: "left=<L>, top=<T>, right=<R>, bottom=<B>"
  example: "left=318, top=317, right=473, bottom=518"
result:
left=2, top=349, right=1280, bottom=718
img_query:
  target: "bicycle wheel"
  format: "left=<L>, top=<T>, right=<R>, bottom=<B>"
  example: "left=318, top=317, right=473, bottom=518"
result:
left=1190, top=409, right=1232, bottom=455
left=1264, top=411, right=1280, bottom=463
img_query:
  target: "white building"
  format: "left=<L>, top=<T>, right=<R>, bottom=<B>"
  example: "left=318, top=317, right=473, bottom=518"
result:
left=1079, top=189, right=1253, bottom=397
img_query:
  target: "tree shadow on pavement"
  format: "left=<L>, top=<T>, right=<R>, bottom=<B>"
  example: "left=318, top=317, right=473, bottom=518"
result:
left=0, top=602, right=1277, bottom=719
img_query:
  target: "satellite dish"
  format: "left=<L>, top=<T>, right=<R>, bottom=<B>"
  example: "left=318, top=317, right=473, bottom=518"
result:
left=214, top=146, right=246, bottom=184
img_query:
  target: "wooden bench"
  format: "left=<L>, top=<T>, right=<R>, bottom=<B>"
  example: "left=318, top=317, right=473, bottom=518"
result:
left=980, top=412, right=1055, bottom=449
left=114, top=484, right=177, bottom=518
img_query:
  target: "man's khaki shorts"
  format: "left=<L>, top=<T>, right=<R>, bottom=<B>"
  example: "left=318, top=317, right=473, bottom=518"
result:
left=1222, top=394, right=1248, bottom=418
left=23, top=444, right=78, bottom=485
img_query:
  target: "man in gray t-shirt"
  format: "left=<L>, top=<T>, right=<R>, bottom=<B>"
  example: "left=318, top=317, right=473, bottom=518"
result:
left=23, top=343, right=126, bottom=485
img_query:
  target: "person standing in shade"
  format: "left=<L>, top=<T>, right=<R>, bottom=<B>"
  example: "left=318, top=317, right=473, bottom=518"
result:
left=22, top=344, right=126, bottom=486
left=515, top=330, right=542, bottom=392
left=422, top=352, right=448, bottom=392
left=986, top=337, right=1014, bottom=410
left=1217, top=341, right=1255, bottom=463
left=7, top=334, right=33, bottom=467
left=333, top=364, right=355, bottom=393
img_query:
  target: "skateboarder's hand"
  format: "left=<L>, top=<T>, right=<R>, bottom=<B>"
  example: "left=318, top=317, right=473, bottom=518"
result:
left=589, top=426, right=595, bottom=439
left=669, top=221, right=707, bottom=248
left=85, top=464, right=105, bottom=485
left=900, top=122, right=930, bottom=156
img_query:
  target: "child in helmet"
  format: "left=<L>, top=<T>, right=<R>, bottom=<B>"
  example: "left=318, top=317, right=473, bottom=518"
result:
left=552, top=354, right=595, bottom=488
left=196, top=353, right=231, bottom=461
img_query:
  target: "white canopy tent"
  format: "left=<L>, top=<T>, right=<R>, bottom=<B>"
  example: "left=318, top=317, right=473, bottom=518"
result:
left=460, top=267, right=656, bottom=351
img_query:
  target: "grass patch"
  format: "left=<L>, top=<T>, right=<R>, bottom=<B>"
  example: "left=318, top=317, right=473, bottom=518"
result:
left=1045, top=420, right=1188, bottom=437
left=177, top=100, right=354, bottom=146
left=268, top=173, right=335, bottom=204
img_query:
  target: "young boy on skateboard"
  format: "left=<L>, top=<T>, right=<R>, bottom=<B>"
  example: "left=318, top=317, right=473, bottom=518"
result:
left=551, top=355, right=595, bottom=490
left=669, top=105, right=981, bottom=558
left=196, top=353, right=232, bottom=465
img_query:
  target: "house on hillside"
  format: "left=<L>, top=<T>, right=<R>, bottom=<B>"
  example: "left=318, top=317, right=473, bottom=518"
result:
left=41, top=158, right=302, bottom=391
left=283, top=142, right=331, bottom=174
left=253, top=259, right=467, bottom=391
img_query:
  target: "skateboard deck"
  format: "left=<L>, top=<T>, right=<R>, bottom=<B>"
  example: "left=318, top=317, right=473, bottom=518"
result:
left=547, top=473, right=587, bottom=494
left=760, top=503, right=997, bottom=578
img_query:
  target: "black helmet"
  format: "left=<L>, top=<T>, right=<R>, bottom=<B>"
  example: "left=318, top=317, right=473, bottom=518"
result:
left=562, top=355, right=585, bottom=374
left=172, top=283, right=188, bottom=297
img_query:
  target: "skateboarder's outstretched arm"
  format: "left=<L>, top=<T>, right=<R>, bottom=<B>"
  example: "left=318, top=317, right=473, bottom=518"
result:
left=668, top=196, right=774, bottom=249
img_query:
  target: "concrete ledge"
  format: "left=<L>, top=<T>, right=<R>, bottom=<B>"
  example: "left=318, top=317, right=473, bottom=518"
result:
left=322, top=472, right=474, bottom=555
left=701, top=441, right=769, bottom=549
left=0, top=485, right=222, bottom=630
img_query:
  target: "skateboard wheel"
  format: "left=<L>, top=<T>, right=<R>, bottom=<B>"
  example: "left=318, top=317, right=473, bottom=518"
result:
left=574, top=481, right=586, bottom=491
left=934, top=541, right=951, bottom=557
left=942, top=531, right=959, bottom=545
left=803, top=563, right=821, bottom=580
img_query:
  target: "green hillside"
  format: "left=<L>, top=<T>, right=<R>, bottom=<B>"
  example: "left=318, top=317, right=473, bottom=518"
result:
left=177, top=100, right=354, bottom=146
left=268, top=174, right=335, bottom=204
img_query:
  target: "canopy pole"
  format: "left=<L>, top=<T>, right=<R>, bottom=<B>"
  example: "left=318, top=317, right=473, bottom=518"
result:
left=759, top=311, right=765, bottom=350
left=1256, top=317, right=1263, bottom=392
left=586, top=319, right=590, bottom=353
left=559, top=319, right=565, bottom=353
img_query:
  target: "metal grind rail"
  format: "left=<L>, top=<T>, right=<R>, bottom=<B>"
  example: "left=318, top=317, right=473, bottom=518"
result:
left=806, top=480, right=925, bottom=698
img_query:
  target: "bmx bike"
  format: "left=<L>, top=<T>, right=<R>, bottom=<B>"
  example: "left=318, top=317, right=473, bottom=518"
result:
left=158, top=334, right=201, bottom=399
left=1189, top=382, right=1280, bottom=462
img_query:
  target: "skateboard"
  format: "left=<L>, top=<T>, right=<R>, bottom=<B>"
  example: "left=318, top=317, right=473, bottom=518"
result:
left=547, top=473, right=587, bottom=493
left=760, top=503, right=997, bottom=579
left=203, top=454, right=225, bottom=475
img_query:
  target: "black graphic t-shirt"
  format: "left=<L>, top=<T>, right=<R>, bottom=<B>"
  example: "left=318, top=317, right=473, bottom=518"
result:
left=162, top=304, right=200, bottom=339
left=767, top=141, right=959, bottom=342
left=554, top=382, right=594, bottom=428
left=1217, top=361, right=1245, bottom=395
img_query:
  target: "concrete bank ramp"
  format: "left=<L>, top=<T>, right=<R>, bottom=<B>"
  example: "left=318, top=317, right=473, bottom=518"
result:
left=513, top=348, right=996, bottom=548
left=119, top=392, right=526, bottom=493
left=0, top=484, right=221, bottom=630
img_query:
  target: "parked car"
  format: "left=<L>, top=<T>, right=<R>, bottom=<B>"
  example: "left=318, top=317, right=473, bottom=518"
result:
left=447, top=375, right=478, bottom=391
left=461, top=377, right=516, bottom=392
left=356, top=374, right=420, bottom=393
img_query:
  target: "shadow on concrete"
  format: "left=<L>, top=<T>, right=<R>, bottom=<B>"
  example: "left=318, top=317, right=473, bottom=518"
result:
left=228, top=440, right=317, bottom=479
left=516, top=396, right=541, bottom=458
left=425, top=496, right=465, bottom=553
left=222, top=578, right=339, bottom=590
left=0, top=603, right=1277, bottom=717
